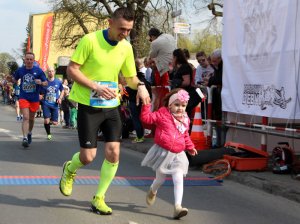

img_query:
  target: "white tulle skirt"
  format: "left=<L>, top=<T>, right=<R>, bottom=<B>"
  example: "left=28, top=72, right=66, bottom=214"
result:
left=141, top=144, right=189, bottom=176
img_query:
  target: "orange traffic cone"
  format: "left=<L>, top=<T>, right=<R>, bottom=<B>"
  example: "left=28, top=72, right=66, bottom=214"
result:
left=190, top=103, right=209, bottom=150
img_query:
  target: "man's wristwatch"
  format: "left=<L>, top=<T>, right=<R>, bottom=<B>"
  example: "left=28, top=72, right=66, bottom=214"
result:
left=137, top=81, right=145, bottom=87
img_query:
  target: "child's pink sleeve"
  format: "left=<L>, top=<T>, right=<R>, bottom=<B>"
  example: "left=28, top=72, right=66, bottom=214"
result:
left=184, top=119, right=195, bottom=150
left=184, top=131, right=195, bottom=150
left=140, top=104, right=159, bottom=125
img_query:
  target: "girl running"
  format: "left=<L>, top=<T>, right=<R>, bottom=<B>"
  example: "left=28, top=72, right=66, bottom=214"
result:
left=140, top=88, right=197, bottom=219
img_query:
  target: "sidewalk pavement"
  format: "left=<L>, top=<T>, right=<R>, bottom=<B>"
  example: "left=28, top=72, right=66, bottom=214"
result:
left=121, top=137, right=300, bottom=204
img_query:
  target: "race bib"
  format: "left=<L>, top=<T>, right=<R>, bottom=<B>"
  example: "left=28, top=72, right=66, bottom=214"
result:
left=45, top=93, right=57, bottom=103
left=22, top=82, right=36, bottom=93
left=15, top=89, right=20, bottom=96
left=90, top=81, right=118, bottom=107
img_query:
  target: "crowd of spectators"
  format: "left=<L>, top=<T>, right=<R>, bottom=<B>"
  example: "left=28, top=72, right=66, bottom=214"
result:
left=119, top=27, right=224, bottom=148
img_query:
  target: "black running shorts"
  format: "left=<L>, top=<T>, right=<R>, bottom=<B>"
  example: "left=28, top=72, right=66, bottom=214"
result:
left=77, top=103, right=122, bottom=148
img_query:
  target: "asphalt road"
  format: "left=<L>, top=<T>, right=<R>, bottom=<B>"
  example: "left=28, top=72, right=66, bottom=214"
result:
left=1, top=104, right=300, bottom=224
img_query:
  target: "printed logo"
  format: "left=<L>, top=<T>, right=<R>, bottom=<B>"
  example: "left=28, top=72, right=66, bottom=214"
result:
left=22, top=74, right=36, bottom=93
left=23, top=74, right=34, bottom=83
left=47, top=86, right=56, bottom=94
left=242, top=84, right=292, bottom=110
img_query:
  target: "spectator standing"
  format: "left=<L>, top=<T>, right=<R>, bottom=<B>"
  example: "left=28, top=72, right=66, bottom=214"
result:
left=148, top=28, right=176, bottom=86
left=182, top=49, right=196, bottom=87
left=69, top=99, right=78, bottom=129
left=13, top=79, right=22, bottom=121
left=194, top=51, right=215, bottom=87
left=207, top=49, right=223, bottom=148
left=136, top=58, right=147, bottom=74
left=170, top=49, right=201, bottom=119
left=182, top=49, right=195, bottom=71
left=126, top=70, right=152, bottom=143
left=144, top=57, right=153, bottom=83
left=194, top=51, right=214, bottom=119
left=61, top=79, right=71, bottom=128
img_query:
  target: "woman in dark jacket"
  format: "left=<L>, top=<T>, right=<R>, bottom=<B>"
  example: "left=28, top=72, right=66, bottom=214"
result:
left=170, top=48, right=201, bottom=119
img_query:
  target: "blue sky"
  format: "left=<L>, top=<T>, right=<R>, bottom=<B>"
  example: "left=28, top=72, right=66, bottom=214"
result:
left=0, top=0, right=50, bottom=58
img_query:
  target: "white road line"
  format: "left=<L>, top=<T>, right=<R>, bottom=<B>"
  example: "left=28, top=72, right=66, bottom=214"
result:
left=0, top=128, right=19, bottom=140
left=0, top=128, right=48, bottom=140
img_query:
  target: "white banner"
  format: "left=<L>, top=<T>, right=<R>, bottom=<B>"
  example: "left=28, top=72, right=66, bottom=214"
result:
left=222, top=0, right=300, bottom=119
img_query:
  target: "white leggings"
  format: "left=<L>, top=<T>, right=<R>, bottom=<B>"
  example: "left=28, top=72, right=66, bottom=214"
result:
left=151, top=169, right=184, bottom=206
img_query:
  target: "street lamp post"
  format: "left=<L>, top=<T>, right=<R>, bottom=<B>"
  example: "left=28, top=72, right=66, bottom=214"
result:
left=171, top=0, right=181, bottom=47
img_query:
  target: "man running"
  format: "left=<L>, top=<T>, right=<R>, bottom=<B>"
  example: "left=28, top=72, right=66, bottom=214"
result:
left=13, top=52, right=47, bottom=148
left=40, top=67, right=64, bottom=140
left=59, top=7, right=150, bottom=215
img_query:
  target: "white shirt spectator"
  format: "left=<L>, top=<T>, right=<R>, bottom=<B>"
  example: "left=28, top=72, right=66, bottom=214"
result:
left=144, top=67, right=152, bottom=83
left=149, top=33, right=176, bottom=75
left=195, top=64, right=214, bottom=86
left=139, top=67, right=147, bottom=74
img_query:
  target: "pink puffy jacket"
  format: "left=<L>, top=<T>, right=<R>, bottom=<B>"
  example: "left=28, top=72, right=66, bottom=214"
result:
left=140, top=104, right=195, bottom=153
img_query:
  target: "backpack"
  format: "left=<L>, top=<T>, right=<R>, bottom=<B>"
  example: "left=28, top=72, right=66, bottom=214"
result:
left=272, top=142, right=296, bottom=174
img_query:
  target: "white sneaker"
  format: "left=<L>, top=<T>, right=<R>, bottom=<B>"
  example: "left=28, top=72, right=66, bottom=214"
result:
left=146, top=188, right=156, bottom=206
left=173, top=205, right=188, bottom=219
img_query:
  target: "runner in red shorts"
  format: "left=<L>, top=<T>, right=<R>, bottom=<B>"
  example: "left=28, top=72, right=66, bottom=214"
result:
left=13, top=52, right=47, bottom=148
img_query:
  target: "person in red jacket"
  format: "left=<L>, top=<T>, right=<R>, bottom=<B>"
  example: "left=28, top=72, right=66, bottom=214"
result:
left=140, top=88, right=197, bottom=220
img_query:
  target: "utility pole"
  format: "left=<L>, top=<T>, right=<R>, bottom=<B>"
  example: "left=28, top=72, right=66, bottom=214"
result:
left=171, top=0, right=181, bottom=47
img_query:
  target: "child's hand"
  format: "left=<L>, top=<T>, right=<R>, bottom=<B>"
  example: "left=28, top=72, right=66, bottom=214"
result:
left=188, top=148, right=198, bottom=156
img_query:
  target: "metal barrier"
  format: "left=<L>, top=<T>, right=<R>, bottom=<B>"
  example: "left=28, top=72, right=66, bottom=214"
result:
left=202, top=85, right=300, bottom=150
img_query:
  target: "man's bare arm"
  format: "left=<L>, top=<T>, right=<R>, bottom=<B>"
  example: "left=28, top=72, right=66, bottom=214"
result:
left=125, top=76, right=151, bottom=105
left=67, top=61, right=116, bottom=99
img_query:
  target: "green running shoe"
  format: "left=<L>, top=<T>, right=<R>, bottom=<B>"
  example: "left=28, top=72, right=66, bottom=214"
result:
left=47, top=134, right=52, bottom=140
left=131, top=137, right=144, bottom=143
left=90, top=196, right=112, bottom=215
left=59, top=161, right=76, bottom=196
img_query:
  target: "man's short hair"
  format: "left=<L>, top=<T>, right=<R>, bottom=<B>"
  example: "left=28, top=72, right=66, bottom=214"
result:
left=148, top=28, right=161, bottom=37
left=112, top=7, right=135, bottom=21
left=25, top=52, right=35, bottom=58
left=47, top=66, right=55, bottom=73
left=196, top=51, right=206, bottom=58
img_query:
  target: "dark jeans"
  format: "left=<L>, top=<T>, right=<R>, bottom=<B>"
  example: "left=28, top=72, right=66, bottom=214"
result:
left=129, top=102, right=144, bottom=139
left=213, top=124, right=227, bottom=148
left=63, top=108, right=70, bottom=126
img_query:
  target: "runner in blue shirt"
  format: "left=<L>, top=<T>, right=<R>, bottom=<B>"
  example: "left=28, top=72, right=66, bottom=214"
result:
left=40, top=67, right=64, bottom=140
left=13, top=52, right=48, bottom=148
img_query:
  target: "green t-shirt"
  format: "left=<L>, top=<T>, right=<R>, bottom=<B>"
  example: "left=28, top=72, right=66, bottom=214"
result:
left=69, top=30, right=136, bottom=107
